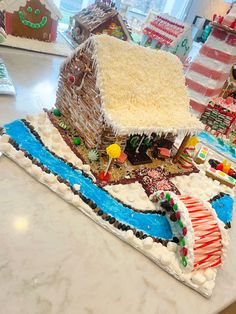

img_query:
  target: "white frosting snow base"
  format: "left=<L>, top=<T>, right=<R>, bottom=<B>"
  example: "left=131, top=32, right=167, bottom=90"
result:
left=104, top=182, right=155, bottom=211
left=0, top=132, right=224, bottom=298
left=1, top=35, right=72, bottom=57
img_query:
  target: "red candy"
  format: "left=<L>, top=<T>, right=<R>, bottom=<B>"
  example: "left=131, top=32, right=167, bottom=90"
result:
left=98, top=171, right=110, bottom=182
left=228, top=169, right=234, bottom=176
left=216, top=163, right=223, bottom=171
left=181, top=247, right=188, bottom=256
left=182, top=227, right=187, bottom=236
left=160, top=192, right=165, bottom=199
left=176, top=211, right=181, bottom=219
left=68, top=75, right=75, bottom=84
left=169, top=198, right=174, bottom=206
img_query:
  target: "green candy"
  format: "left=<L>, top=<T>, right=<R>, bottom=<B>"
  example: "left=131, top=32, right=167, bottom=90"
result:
left=73, top=137, right=81, bottom=146
left=178, top=220, right=184, bottom=228
left=181, top=256, right=187, bottom=267
left=173, top=204, right=178, bottom=211
left=53, top=108, right=61, bottom=117
left=165, top=193, right=170, bottom=201
left=180, top=237, right=185, bottom=247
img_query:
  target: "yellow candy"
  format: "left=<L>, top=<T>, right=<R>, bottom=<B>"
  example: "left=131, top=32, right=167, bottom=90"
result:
left=106, top=144, right=122, bottom=159
left=187, top=136, right=199, bottom=147
left=219, top=172, right=225, bottom=177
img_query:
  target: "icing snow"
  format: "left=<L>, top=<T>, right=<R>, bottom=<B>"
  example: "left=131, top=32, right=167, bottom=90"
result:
left=104, top=182, right=156, bottom=211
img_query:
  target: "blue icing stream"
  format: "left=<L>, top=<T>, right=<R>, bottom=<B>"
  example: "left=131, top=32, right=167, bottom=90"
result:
left=211, top=194, right=234, bottom=224
left=198, top=131, right=236, bottom=162
left=4, top=120, right=173, bottom=240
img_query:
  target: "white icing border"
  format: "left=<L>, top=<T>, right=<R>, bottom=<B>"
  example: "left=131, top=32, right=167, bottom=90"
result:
left=0, top=134, right=220, bottom=298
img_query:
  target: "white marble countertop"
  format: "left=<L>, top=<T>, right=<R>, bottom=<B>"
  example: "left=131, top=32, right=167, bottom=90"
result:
left=0, top=46, right=236, bottom=314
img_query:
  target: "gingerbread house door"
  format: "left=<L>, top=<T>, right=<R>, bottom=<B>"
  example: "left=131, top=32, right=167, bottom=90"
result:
left=11, top=0, right=52, bottom=41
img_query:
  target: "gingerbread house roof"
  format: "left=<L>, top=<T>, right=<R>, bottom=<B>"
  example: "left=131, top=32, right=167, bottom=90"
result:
left=143, top=13, right=191, bottom=47
left=4, top=0, right=62, bottom=20
left=74, top=2, right=119, bottom=32
left=64, top=35, right=203, bottom=136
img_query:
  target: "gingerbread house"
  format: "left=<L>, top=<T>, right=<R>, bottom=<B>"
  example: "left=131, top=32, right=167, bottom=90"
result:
left=4, top=0, right=62, bottom=42
left=141, top=13, right=192, bottom=62
left=71, top=1, right=132, bottom=45
left=186, top=3, right=236, bottom=115
left=56, top=35, right=203, bottom=158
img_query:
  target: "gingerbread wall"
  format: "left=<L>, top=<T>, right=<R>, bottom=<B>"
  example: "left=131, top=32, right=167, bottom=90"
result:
left=10, top=0, right=53, bottom=41
left=56, top=39, right=128, bottom=151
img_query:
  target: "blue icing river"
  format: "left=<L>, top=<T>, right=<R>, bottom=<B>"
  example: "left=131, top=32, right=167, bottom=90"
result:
left=211, top=194, right=234, bottom=224
left=198, top=131, right=236, bottom=162
left=4, top=120, right=173, bottom=240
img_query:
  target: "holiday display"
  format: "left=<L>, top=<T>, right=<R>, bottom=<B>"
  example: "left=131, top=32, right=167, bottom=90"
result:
left=141, top=13, right=192, bottom=62
left=186, top=3, right=236, bottom=115
left=3, top=0, right=62, bottom=42
left=70, top=0, right=132, bottom=46
left=1, top=34, right=235, bottom=299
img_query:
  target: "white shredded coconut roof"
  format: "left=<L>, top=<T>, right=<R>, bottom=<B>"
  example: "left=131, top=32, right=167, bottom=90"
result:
left=4, top=0, right=62, bottom=20
left=66, top=35, right=203, bottom=136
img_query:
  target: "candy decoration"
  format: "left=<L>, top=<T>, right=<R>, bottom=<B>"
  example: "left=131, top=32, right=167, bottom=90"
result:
left=88, top=149, right=99, bottom=162
left=73, top=137, right=81, bottom=146
left=68, top=75, right=76, bottom=84
left=99, top=144, right=122, bottom=181
left=182, top=227, right=187, bottom=236
left=178, top=136, right=199, bottom=169
left=18, top=11, right=48, bottom=29
left=181, top=256, right=187, bottom=267
left=178, top=220, right=184, bottom=228
left=98, top=171, right=110, bottom=182
left=176, top=211, right=181, bottom=219
left=106, top=144, right=122, bottom=159
left=181, top=247, right=188, bottom=256
left=180, top=237, right=185, bottom=247
left=178, top=195, right=224, bottom=269
left=165, top=193, right=171, bottom=201
left=173, top=204, right=178, bottom=211
left=59, top=122, right=67, bottom=130
left=53, top=108, right=61, bottom=117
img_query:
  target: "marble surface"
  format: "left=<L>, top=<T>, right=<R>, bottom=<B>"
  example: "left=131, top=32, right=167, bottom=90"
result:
left=0, top=46, right=236, bottom=314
